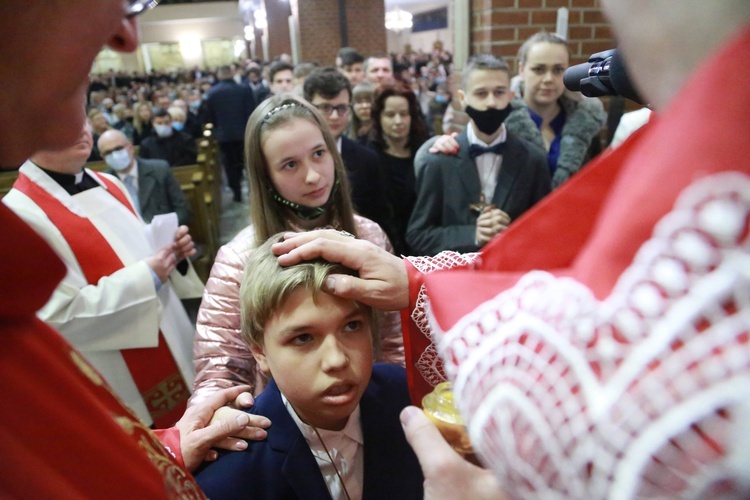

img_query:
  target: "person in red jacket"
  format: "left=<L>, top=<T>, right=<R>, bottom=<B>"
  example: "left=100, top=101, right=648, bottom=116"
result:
left=0, top=1, right=268, bottom=497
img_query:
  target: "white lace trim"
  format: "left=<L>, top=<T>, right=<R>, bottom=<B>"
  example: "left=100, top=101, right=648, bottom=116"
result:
left=426, top=173, right=750, bottom=498
left=405, top=251, right=480, bottom=387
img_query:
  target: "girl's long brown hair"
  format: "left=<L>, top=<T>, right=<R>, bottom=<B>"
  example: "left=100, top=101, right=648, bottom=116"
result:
left=370, top=83, right=429, bottom=155
left=244, top=94, right=357, bottom=245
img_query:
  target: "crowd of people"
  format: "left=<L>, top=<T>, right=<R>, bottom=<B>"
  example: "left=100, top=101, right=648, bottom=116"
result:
left=1, top=0, right=748, bottom=498
left=86, top=36, right=600, bottom=257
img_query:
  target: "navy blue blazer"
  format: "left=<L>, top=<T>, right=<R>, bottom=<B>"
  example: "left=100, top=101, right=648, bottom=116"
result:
left=206, top=78, right=257, bottom=143
left=196, top=364, right=423, bottom=500
left=339, top=136, right=393, bottom=236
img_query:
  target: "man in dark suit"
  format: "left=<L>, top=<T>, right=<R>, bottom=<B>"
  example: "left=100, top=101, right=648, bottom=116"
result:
left=303, top=67, right=394, bottom=235
left=206, top=65, right=257, bottom=202
left=246, top=65, right=270, bottom=103
left=98, top=129, right=190, bottom=225
left=173, top=97, right=203, bottom=139
left=139, top=109, right=197, bottom=167
left=407, top=54, right=551, bottom=256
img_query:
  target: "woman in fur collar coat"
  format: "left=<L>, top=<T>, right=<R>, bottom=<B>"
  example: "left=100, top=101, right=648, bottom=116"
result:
left=507, top=32, right=607, bottom=188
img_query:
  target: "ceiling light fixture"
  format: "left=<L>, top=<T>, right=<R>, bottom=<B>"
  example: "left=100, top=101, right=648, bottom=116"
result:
left=385, top=8, right=412, bottom=32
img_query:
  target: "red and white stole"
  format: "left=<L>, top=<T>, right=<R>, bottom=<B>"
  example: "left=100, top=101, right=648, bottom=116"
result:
left=14, top=171, right=189, bottom=428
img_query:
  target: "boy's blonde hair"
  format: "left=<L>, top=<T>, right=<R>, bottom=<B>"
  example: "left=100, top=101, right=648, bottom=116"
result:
left=239, top=234, right=379, bottom=351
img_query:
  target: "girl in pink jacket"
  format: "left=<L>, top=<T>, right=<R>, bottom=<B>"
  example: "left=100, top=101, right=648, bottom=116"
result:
left=191, top=95, right=403, bottom=404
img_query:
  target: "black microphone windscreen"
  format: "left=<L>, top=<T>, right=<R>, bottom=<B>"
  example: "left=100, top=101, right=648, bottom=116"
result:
left=609, top=51, right=646, bottom=105
left=563, top=62, right=590, bottom=92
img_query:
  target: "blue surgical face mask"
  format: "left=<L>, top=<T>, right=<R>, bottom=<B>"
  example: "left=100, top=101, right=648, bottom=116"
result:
left=172, top=122, right=185, bottom=132
left=434, top=94, right=448, bottom=104
left=189, top=100, right=201, bottom=110
left=105, top=148, right=132, bottom=172
left=154, top=124, right=173, bottom=137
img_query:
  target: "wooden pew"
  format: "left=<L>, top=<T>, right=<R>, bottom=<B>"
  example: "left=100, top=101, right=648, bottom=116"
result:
left=0, top=169, right=19, bottom=199
left=85, top=160, right=108, bottom=172
left=198, top=126, right=223, bottom=204
left=171, top=163, right=218, bottom=283
left=197, top=126, right=223, bottom=247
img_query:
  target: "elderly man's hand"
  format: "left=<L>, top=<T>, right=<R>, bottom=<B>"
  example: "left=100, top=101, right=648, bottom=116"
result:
left=272, top=230, right=409, bottom=311
left=175, top=385, right=270, bottom=471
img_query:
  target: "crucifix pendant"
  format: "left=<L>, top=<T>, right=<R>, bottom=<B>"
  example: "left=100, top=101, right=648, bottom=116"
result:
left=469, top=194, right=496, bottom=213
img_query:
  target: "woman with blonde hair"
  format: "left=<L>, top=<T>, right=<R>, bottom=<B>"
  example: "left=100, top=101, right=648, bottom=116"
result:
left=507, top=32, right=606, bottom=187
left=132, top=101, right=154, bottom=146
left=191, top=94, right=403, bottom=403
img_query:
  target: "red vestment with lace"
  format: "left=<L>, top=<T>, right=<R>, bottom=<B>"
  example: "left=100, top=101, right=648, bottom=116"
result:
left=402, top=26, right=750, bottom=498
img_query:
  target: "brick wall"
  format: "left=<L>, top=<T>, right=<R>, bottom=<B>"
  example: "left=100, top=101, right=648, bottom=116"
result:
left=264, top=0, right=292, bottom=60
left=291, top=0, right=386, bottom=66
left=267, top=0, right=383, bottom=64
left=345, top=0, right=387, bottom=60
left=271, top=1, right=611, bottom=83
left=471, top=0, right=615, bottom=71
left=297, top=0, right=341, bottom=64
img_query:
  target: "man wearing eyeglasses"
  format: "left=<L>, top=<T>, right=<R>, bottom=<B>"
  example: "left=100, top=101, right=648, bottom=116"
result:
left=0, top=2, right=268, bottom=497
left=303, top=67, right=395, bottom=244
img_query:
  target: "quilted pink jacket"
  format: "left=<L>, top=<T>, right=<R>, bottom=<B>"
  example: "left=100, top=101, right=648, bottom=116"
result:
left=190, top=215, right=404, bottom=405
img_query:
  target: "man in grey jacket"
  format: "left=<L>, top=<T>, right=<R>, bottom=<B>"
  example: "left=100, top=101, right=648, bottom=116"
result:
left=99, top=129, right=190, bottom=226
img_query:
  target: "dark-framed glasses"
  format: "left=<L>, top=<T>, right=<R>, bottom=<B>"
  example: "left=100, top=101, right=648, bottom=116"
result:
left=314, top=103, right=351, bottom=117
left=126, top=0, right=159, bottom=18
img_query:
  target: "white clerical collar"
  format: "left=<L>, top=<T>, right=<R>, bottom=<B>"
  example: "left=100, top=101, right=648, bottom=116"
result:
left=336, top=135, right=343, bottom=153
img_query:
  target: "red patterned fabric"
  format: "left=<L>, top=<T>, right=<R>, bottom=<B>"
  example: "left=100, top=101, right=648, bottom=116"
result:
left=402, top=25, right=750, bottom=497
left=402, top=251, right=480, bottom=403
left=0, top=203, right=202, bottom=498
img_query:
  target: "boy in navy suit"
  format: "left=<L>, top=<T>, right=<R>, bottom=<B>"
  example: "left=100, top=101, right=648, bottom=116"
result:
left=196, top=234, right=423, bottom=499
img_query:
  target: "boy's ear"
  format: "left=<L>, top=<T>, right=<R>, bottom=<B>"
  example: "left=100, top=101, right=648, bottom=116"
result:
left=250, top=343, right=270, bottom=373
left=457, top=88, right=467, bottom=110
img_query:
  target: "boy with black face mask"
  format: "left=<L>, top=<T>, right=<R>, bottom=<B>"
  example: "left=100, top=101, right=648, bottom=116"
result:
left=406, top=54, right=551, bottom=256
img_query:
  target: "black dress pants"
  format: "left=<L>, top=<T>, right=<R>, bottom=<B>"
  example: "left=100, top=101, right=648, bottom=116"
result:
left=219, top=140, right=244, bottom=202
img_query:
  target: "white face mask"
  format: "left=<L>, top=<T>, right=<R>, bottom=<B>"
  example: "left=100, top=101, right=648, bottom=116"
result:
left=105, top=148, right=132, bottom=172
left=154, top=124, right=173, bottom=137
